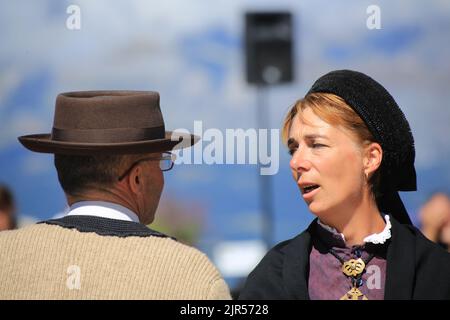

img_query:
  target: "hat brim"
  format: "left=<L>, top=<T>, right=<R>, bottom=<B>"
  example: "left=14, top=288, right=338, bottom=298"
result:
left=18, top=131, right=199, bottom=155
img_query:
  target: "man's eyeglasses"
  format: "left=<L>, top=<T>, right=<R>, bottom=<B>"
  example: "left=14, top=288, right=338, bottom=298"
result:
left=118, top=152, right=176, bottom=181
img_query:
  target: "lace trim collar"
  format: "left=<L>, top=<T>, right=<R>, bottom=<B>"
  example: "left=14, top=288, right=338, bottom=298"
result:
left=317, top=214, right=392, bottom=245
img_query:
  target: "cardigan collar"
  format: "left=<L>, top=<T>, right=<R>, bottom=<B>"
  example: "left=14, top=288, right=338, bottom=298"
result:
left=39, top=215, right=173, bottom=239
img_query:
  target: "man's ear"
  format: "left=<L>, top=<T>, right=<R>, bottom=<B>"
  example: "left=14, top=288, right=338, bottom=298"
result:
left=128, top=166, right=142, bottom=194
left=364, top=142, right=383, bottom=178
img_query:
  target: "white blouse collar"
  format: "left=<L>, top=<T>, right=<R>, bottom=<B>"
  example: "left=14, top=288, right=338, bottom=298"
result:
left=317, top=214, right=392, bottom=245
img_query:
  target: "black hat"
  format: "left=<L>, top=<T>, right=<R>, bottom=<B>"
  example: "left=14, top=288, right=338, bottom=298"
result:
left=307, top=70, right=416, bottom=225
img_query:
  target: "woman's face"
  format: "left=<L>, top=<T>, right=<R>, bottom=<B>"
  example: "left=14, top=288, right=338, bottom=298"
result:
left=288, top=107, right=367, bottom=219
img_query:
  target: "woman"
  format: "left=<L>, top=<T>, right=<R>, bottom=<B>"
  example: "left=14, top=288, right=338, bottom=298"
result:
left=239, top=70, right=450, bottom=300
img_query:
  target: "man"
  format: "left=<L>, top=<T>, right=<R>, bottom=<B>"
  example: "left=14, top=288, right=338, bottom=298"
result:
left=419, top=192, right=450, bottom=252
left=0, top=184, right=17, bottom=231
left=0, top=91, right=231, bottom=299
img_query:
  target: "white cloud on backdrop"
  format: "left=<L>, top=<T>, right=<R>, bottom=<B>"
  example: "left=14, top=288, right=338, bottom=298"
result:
left=1, top=0, right=449, bottom=172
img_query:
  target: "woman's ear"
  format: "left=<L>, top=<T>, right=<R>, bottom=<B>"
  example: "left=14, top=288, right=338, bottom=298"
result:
left=364, top=142, right=383, bottom=177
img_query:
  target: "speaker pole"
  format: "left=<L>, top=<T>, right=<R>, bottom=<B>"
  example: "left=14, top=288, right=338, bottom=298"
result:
left=256, top=84, right=274, bottom=249
left=245, top=11, right=294, bottom=250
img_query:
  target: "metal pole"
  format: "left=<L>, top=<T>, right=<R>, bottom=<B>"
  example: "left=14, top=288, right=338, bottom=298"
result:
left=256, top=84, right=274, bottom=249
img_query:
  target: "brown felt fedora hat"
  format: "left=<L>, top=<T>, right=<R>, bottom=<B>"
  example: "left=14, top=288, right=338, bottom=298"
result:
left=18, top=91, right=198, bottom=155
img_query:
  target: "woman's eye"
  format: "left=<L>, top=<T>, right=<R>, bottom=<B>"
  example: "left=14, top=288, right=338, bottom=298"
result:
left=288, top=148, right=297, bottom=156
left=312, top=143, right=325, bottom=148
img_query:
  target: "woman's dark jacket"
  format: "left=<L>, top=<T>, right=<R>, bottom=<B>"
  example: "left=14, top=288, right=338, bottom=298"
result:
left=239, top=216, right=450, bottom=300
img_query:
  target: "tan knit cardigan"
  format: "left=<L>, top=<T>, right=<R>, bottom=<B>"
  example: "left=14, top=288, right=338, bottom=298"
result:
left=0, top=223, right=231, bottom=300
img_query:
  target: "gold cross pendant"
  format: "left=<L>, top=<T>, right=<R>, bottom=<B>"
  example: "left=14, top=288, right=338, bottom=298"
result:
left=340, top=287, right=368, bottom=300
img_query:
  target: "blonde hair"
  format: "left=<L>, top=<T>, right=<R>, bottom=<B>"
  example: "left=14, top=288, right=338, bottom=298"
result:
left=282, top=93, right=374, bottom=145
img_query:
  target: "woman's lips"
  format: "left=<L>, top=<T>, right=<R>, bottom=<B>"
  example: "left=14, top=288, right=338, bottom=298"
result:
left=298, top=181, right=320, bottom=199
left=302, top=186, right=320, bottom=200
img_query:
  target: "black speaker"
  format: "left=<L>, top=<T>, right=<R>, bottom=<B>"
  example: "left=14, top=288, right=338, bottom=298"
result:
left=245, top=12, right=294, bottom=85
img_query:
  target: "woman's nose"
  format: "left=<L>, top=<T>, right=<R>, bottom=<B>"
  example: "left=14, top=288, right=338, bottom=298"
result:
left=289, top=148, right=311, bottom=173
